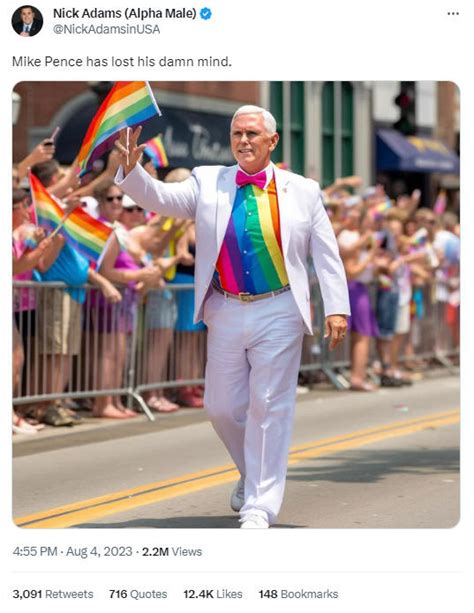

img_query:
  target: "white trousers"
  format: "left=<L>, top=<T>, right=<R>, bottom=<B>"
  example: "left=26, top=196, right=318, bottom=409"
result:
left=203, top=289, right=305, bottom=524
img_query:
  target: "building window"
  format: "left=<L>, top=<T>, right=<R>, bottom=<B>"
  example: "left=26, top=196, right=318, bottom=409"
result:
left=270, top=82, right=305, bottom=174
left=290, top=83, right=305, bottom=174
left=322, top=83, right=335, bottom=187
left=341, top=82, right=354, bottom=177
left=270, top=82, right=283, bottom=165
left=322, top=82, right=354, bottom=186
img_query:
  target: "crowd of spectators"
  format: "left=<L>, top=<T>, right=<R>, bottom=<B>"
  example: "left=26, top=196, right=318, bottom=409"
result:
left=12, top=140, right=460, bottom=434
left=323, top=176, right=460, bottom=391
left=12, top=139, right=205, bottom=433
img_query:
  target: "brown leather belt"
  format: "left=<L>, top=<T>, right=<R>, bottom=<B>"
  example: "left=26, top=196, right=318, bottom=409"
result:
left=212, top=282, right=291, bottom=303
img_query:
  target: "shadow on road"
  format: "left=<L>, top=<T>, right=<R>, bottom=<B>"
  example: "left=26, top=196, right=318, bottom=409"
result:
left=76, top=516, right=305, bottom=529
left=287, top=447, right=459, bottom=484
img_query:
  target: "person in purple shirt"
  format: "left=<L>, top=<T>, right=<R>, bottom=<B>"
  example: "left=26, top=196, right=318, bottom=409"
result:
left=89, top=182, right=162, bottom=419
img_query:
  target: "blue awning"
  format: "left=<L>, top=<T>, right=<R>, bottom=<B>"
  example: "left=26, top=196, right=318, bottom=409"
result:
left=376, top=129, right=459, bottom=174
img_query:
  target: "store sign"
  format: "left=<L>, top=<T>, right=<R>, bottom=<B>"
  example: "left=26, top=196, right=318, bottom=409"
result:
left=140, top=106, right=235, bottom=167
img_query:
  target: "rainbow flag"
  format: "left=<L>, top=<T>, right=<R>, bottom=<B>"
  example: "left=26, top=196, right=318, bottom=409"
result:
left=77, top=81, right=162, bottom=177
left=410, top=228, right=428, bottom=247
left=370, top=200, right=392, bottom=221
left=63, top=205, right=114, bottom=266
left=29, top=171, right=64, bottom=232
left=30, top=171, right=114, bottom=266
left=144, top=134, right=169, bottom=168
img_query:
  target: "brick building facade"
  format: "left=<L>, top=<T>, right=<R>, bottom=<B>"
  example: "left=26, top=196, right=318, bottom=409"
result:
left=13, top=81, right=259, bottom=163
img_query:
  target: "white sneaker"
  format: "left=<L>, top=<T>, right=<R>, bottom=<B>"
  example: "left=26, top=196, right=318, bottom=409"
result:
left=230, top=477, right=245, bottom=512
left=240, top=514, right=269, bottom=529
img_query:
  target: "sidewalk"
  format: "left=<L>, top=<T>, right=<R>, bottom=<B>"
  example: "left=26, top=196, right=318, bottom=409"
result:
left=12, top=366, right=457, bottom=457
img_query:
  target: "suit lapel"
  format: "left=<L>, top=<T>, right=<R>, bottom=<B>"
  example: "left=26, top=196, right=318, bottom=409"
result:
left=273, top=165, right=291, bottom=257
left=216, top=165, right=237, bottom=252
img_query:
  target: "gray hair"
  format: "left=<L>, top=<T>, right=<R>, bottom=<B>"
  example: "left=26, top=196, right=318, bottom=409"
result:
left=231, top=105, right=277, bottom=134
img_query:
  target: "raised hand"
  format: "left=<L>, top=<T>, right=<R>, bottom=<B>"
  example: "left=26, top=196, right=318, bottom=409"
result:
left=62, top=194, right=83, bottom=212
left=28, top=139, right=56, bottom=166
left=115, top=126, right=147, bottom=177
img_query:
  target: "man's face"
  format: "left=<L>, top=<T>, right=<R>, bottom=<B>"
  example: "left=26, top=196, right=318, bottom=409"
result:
left=20, top=8, right=34, bottom=24
left=230, top=113, right=279, bottom=174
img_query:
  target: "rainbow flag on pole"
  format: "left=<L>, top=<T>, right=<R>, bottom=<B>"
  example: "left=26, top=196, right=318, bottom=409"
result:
left=63, top=206, right=114, bottom=267
left=77, top=81, right=162, bottom=177
left=30, top=171, right=114, bottom=266
left=144, top=134, right=169, bottom=168
left=29, top=171, right=64, bottom=232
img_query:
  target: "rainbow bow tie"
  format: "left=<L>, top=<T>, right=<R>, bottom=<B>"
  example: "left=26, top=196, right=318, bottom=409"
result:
left=236, top=169, right=267, bottom=190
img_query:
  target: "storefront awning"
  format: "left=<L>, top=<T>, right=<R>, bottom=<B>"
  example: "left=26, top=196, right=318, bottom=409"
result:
left=376, top=129, right=459, bottom=174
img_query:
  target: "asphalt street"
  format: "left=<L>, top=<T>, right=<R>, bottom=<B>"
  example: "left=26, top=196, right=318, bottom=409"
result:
left=13, top=374, right=459, bottom=529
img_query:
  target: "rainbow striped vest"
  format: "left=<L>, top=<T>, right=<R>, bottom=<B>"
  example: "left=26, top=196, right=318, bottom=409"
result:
left=214, top=172, right=289, bottom=295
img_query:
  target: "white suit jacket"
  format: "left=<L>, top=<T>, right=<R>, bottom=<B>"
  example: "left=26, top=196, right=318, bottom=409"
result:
left=116, top=162, right=350, bottom=335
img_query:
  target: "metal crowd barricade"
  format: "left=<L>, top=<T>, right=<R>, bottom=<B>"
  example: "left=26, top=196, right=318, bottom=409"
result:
left=134, top=283, right=207, bottom=397
left=12, top=281, right=209, bottom=423
left=13, top=280, right=153, bottom=419
left=318, top=281, right=460, bottom=387
left=12, top=279, right=459, bottom=422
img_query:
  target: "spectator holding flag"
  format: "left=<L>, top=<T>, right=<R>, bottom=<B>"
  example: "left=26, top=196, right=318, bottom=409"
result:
left=28, top=170, right=122, bottom=426
left=12, top=188, right=56, bottom=434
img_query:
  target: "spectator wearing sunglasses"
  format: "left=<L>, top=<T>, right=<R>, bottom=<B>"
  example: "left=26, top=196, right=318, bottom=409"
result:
left=119, top=195, right=147, bottom=229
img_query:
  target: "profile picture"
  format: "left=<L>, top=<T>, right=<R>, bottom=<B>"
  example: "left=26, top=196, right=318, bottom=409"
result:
left=12, top=5, right=43, bottom=37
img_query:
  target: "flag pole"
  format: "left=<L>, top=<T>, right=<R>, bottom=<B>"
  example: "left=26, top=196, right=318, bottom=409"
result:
left=145, top=81, right=162, bottom=116
left=49, top=126, right=60, bottom=142
left=126, top=127, right=130, bottom=167
left=97, top=232, right=115, bottom=269
left=48, top=208, right=74, bottom=238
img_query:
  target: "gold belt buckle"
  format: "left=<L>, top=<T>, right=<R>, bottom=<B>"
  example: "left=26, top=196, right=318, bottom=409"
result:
left=238, top=292, right=252, bottom=303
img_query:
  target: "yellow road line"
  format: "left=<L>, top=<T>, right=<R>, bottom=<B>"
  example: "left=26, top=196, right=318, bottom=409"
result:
left=15, top=409, right=459, bottom=528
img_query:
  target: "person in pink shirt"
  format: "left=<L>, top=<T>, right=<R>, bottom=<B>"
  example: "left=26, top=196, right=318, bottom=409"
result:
left=12, top=189, right=58, bottom=434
